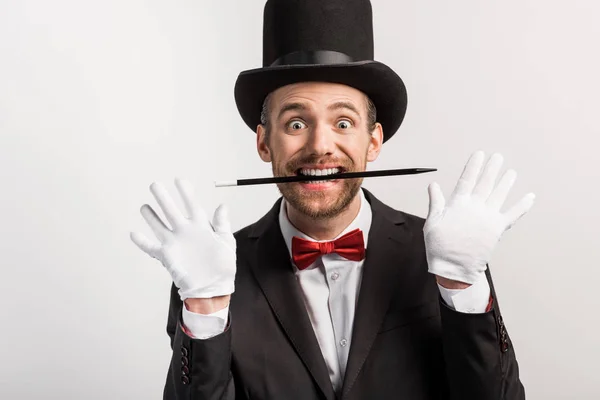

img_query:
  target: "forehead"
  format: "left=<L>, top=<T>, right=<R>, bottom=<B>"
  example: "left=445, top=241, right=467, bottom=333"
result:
left=269, top=82, right=367, bottom=112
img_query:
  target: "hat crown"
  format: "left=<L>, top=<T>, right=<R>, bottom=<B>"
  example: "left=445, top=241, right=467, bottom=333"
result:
left=262, top=0, right=374, bottom=67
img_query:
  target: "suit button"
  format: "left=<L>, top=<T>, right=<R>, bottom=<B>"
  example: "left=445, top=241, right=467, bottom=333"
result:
left=182, top=366, right=189, bottom=375
left=181, top=346, right=189, bottom=356
left=181, top=376, right=190, bottom=385
left=181, top=356, right=189, bottom=366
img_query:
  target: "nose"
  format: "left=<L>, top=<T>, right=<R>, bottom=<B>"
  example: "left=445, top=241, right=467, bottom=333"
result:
left=305, top=122, right=335, bottom=156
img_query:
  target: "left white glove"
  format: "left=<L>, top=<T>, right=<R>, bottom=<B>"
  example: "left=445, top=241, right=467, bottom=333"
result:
left=423, top=151, right=535, bottom=284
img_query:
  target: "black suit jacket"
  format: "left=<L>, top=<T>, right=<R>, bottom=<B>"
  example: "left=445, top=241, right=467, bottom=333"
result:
left=163, top=189, right=525, bottom=399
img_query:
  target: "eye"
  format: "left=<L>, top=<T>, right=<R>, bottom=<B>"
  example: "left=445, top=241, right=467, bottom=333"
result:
left=336, top=119, right=353, bottom=129
left=287, top=120, right=307, bottom=130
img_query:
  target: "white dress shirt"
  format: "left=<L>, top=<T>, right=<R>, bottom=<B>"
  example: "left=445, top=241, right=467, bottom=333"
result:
left=278, top=189, right=372, bottom=391
left=183, top=189, right=491, bottom=390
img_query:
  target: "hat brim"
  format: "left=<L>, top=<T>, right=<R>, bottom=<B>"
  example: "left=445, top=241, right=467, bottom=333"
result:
left=234, top=60, right=407, bottom=143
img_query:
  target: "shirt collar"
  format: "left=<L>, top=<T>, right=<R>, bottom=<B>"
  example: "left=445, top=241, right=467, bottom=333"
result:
left=278, top=188, right=372, bottom=260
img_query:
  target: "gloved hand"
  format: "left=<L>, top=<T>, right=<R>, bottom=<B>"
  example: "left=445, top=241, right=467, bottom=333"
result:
left=130, top=178, right=236, bottom=300
left=423, top=151, right=535, bottom=284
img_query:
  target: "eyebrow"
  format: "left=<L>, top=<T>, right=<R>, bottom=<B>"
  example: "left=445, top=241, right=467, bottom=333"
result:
left=327, top=101, right=361, bottom=118
left=276, top=102, right=308, bottom=121
left=276, top=100, right=362, bottom=121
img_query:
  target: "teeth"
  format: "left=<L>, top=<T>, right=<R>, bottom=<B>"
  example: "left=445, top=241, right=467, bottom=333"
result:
left=300, top=167, right=340, bottom=176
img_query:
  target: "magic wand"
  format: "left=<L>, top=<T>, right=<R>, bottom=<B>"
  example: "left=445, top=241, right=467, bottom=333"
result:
left=214, top=168, right=437, bottom=187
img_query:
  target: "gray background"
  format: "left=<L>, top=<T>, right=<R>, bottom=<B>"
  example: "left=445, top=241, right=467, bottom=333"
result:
left=1, top=0, right=598, bottom=398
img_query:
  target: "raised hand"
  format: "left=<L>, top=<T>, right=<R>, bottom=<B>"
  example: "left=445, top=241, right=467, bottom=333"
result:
left=423, top=151, right=535, bottom=284
left=130, top=178, right=236, bottom=300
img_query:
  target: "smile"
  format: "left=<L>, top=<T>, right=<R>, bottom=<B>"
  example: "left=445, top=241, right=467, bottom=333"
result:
left=295, top=167, right=344, bottom=184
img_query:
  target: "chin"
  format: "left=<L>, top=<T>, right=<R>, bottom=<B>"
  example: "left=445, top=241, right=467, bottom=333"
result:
left=282, top=180, right=361, bottom=220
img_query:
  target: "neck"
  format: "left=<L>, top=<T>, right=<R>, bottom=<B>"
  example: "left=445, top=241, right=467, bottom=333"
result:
left=285, top=192, right=362, bottom=241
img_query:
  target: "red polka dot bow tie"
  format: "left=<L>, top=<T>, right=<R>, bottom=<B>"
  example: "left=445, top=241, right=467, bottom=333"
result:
left=291, top=228, right=366, bottom=270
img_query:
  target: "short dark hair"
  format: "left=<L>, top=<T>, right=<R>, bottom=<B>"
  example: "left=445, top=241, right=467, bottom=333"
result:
left=260, top=92, right=377, bottom=143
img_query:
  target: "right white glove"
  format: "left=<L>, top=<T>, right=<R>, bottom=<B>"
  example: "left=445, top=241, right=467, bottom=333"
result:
left=130, top=178, right=236, bottom=300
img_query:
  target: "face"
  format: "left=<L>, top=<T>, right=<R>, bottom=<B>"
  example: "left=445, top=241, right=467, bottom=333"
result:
left=257, top=81, right=383, bottom=219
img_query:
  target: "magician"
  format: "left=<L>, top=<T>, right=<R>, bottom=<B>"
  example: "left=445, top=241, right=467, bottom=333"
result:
left=130, top=0, right=535, bottom=399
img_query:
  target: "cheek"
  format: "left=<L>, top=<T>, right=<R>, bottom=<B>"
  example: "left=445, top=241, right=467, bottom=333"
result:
left=340, top=135, right=371, bottom=161
left=271, top=135, right=305, bottom=159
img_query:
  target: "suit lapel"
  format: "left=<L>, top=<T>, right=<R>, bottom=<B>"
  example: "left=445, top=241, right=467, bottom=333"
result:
left=248, top=199, right=336, bottom=400
left=341, top=190, right=415, bottom=399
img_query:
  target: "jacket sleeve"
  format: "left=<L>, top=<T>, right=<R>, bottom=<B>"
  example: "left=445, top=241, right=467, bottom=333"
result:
left=439, top=266, right=526, bottom=400
left=163, top=283, right=239, bottom=400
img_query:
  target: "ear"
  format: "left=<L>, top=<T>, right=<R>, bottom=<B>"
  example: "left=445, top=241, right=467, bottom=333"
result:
left=366, top=122, right=383, bottom=162
left=257, top=124, right=272, bottom=162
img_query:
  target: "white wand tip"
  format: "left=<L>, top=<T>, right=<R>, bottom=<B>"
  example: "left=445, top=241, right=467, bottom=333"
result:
left=214, top=180, right=237, bottom=187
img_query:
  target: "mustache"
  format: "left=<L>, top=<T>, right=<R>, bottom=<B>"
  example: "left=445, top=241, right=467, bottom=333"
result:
left=284, top=156, right=355, bottom=173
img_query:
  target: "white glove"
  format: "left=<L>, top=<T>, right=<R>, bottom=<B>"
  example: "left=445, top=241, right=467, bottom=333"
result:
left=423, top=151, right=535, bottom=284
left=130, top=178, right=236, bottom=300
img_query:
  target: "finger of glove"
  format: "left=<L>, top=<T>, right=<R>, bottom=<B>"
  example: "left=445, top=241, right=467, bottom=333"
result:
left=130, top=231, right=161, bottom=259
left=175, top=178, right=212, bottom=229
left=426, top=182, right=445, bottom=220
left=150, top=182, right=186, bottom=228
left=212, top=203, right=232, bottom=233
left=175, top=178, right=201, bottom=217
left=452, top=150, right=485, bottom=197
left=140, top=204, right=171, bottom=242
left=503, top=193, right=536, bottom=230
left=472, top=153, right=503, bottom=201
left=487, top=169, right=517, bottom=210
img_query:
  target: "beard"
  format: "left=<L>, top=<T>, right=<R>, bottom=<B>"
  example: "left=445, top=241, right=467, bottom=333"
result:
left=270, top=152, right=366, bottom=220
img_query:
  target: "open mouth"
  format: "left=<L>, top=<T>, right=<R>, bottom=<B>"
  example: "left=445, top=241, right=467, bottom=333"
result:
left=294, top=166, right=345, bottom=184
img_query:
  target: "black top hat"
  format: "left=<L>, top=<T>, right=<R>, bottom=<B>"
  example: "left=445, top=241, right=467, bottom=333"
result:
left=234, top=0, right=407, bottom=143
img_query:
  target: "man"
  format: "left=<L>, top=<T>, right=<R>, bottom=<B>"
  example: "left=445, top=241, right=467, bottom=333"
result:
left=131, top=0, right=535, bottom=399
